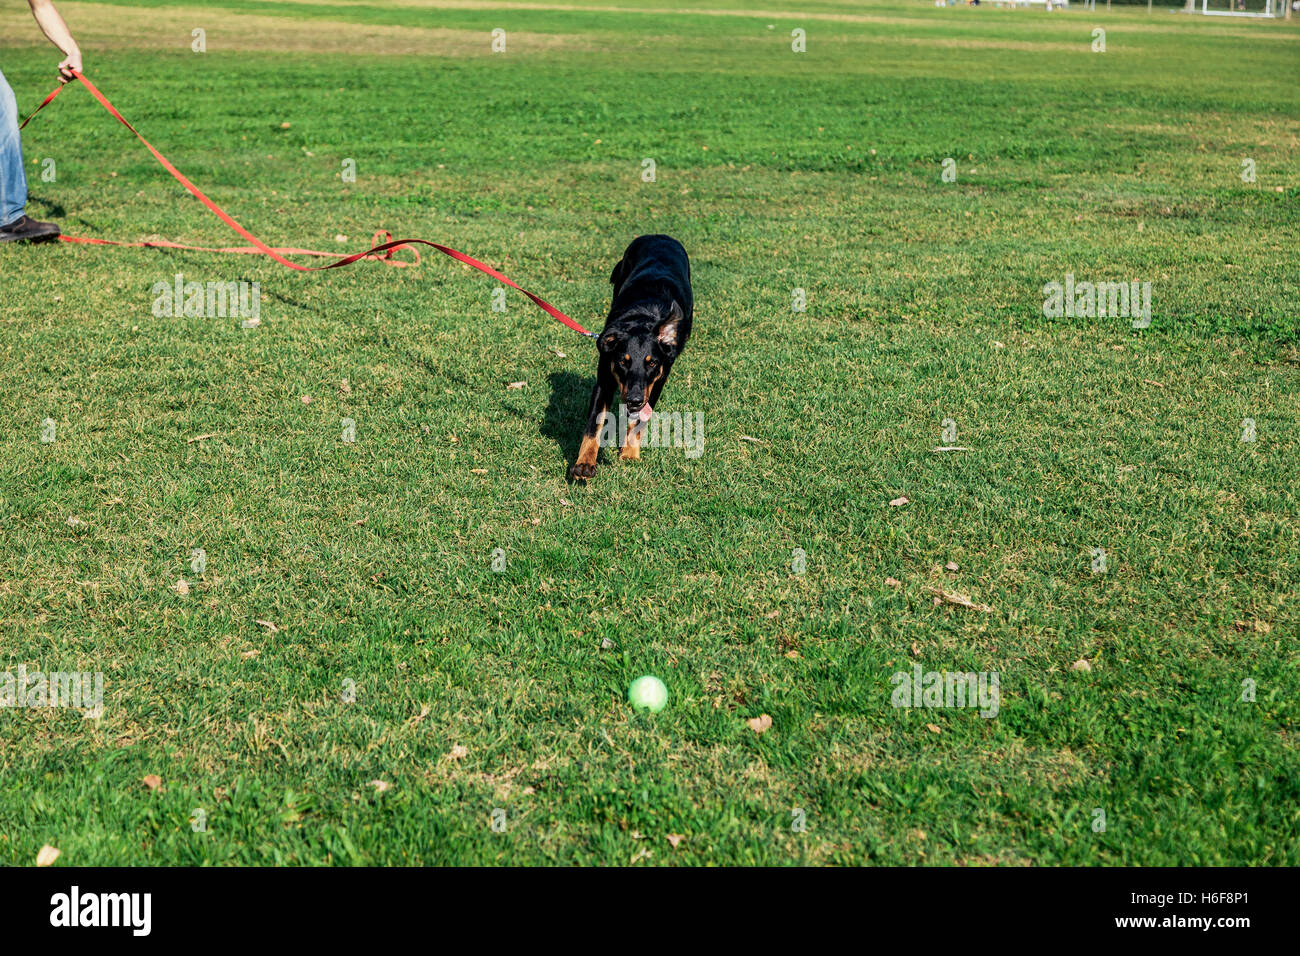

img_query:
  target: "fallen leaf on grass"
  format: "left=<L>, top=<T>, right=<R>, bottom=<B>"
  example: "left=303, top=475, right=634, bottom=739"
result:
left=240, top=649, right=260, bottom=660
left=889, top=496, right=910, bottom=507
left=944, top=561, right=959, bottom=572
left=449, top=744, right=468, bottom=760
left=747, top=714, right=773, bottom=734
left=506, top=381, right=527, bottom=390
left=143, top=774, right=162, bottom=791
left=926, top=723, right=942, bottom=734
left=739, top=435, right=765, bottom=444
left=187, top=433, right=217, bottom=444
left=66, top=515, right=83, bottom=527
left=36, top=845, right=60, bottom=867
left=926, top=586, right=992, bottom=613
left=255, top=619, right=279, bottom=634
left=470, top=468, right=488, bottom=475
left=172, top=580, right=190, bottom=596
left=666, top=834, right=685, bottom=849
left=368, top=780, right=391, bottom=793
left=931, top=446, right=972, bottom=453
left=1071, top=659, right=1092, bottom=672
left=1143, top=379, right=1164, bottom=389
left=885, top=577, right=902, bottom=588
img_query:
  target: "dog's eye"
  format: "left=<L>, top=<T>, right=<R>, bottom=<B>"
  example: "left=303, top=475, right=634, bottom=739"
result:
left=645, top=357, right=656, bottom=367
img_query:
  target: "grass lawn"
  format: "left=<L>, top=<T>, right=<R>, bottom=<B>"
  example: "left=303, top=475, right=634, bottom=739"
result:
left=0, top=0, right=1297, bottom=865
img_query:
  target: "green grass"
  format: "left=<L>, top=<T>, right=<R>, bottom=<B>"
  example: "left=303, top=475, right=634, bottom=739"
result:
left=1, top=0, right=1297, bottom=865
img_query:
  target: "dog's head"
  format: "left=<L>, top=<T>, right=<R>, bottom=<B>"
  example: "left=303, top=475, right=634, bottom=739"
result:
left=598, top=302, right=684, bottom=419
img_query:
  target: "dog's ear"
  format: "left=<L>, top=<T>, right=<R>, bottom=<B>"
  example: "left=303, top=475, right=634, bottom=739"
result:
left=598, top=331, right=621, bottom=355
left=655, top=301, right=684, bottom=351
left=609, top=257, right=626, bottom=288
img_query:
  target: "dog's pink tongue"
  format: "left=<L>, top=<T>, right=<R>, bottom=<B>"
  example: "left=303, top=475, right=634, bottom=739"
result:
left=638, top=405, right=653, bottom=423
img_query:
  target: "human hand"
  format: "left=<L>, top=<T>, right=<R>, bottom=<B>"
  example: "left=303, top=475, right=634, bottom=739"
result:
left=57, top=48, right=82, bottom=83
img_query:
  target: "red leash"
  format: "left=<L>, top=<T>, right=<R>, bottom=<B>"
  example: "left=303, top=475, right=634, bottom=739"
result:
left=19, top=72, right=596, bottom=338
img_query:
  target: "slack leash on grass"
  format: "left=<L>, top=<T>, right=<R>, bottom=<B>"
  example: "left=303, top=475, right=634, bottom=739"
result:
left=19, top=71, right=598, bottom=340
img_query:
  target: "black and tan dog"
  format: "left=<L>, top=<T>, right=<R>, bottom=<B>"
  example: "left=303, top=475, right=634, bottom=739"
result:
left=569, top=235, right=693, bottom=481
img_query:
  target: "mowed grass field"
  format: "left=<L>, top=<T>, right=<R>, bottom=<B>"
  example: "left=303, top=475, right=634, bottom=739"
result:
left=1, top=0, right=1297, bottom=865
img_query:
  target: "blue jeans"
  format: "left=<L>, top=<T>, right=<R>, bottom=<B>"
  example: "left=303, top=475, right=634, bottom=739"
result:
left=0, top=69, right=29, bottom=227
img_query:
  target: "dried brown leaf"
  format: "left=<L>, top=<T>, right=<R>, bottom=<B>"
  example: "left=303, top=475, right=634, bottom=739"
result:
left=926, top=586, right=992, bottom=613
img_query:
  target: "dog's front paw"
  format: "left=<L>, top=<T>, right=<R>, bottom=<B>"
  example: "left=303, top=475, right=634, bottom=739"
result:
left=619, top=444, right=641, bottom=461
left=570, top=461, right=598, bottom=481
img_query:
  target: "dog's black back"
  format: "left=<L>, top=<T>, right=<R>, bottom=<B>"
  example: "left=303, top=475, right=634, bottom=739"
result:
left=607, top=234, right=693, bottom=338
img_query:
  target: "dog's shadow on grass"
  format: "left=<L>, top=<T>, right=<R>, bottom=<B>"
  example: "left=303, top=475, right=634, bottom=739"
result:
left=541, top=370, right=591, bottom=470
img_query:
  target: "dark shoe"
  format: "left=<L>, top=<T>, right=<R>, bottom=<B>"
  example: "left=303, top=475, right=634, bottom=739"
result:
left=0, top=215, right=61, bottom=243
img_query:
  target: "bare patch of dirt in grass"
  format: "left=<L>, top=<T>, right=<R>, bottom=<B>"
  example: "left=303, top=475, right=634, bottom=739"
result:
left=0, top=3, right=594, bottom=58
left=270, top=0, right=1300, bottom=43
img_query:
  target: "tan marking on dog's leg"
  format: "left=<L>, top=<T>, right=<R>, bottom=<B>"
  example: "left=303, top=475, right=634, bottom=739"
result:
left=570, top=409, right=607, bottom=480
left=576, top=434, right=600, bottom=467
left=621, top=418, right=643, bottom=460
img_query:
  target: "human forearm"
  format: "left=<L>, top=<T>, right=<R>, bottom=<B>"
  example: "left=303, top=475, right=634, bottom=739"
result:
left=27, top=0, right=82, bottom=81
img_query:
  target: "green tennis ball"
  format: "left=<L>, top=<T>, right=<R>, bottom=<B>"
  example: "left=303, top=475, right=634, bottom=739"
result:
left=628, top=675, right=668, bottom=713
